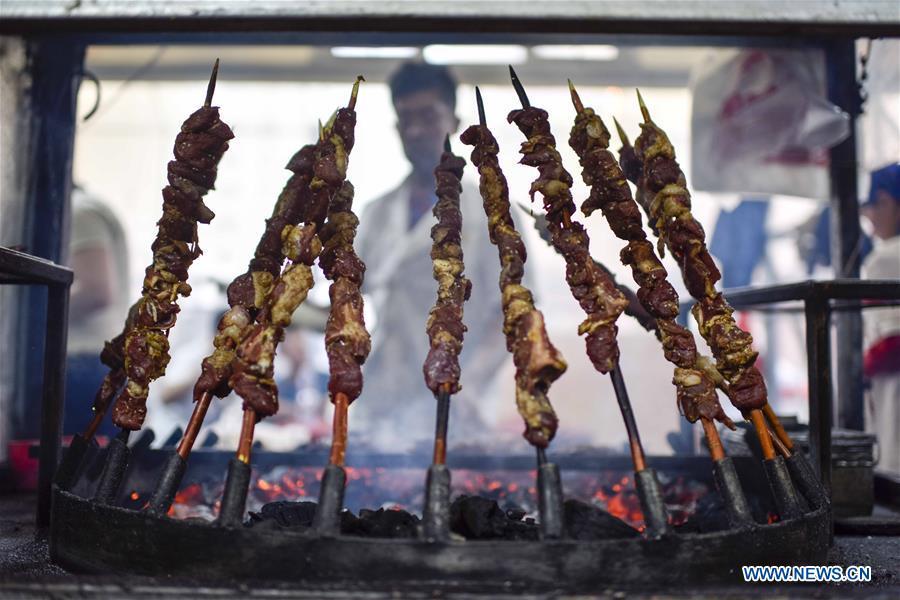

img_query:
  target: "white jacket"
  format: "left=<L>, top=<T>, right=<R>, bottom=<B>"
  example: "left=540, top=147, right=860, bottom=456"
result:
left=862, top=235, right=900, bottom=473
left=352, top=175, right=534, bottom=449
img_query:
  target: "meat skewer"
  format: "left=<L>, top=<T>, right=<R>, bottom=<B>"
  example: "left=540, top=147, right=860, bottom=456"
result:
left=217, top=77, right=365, bottom=528
left=619, top=91, right=802, bottom=520
left=90, top=61, right=234, bottom=505
left=460, top=86, right=566, bottom=539
left=312, top=176, right=371, bottom=534
left=58, top=66, right=227, bottom=490
left=614, top=118, right=814, bottom=472
left=506, top=68, right=669, bottom=537
left=146, top=142, right=319, bottom=515
left=567, top=81, right=752, bottom=527
left=421, top=135, right=470, bottom=540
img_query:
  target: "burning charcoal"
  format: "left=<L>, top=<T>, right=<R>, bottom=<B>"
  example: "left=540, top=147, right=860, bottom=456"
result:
left=352, top=508, right=420, bottom=538
left=563, top=499, right=640, bottom=540
left=450, top=495, right=508, bottom=539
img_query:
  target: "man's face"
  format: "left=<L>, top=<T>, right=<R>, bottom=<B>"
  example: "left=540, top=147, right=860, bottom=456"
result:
left=395, top=89, right=460, bottom=178
left=863, top=189, right=900, bottom=241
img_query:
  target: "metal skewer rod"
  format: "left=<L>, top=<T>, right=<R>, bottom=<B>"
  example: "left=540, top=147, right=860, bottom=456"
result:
left=178, top=391, right=214, bottom=460
left=701, top=417, right=725, bottom=462
left=749, top=409, right=776, bottom=461
left=423, top=383, right=453, bottom=540
left=236, top=407, right=257, bottom=465
left=609, top=363, right=648, bottom=473
left=609, top=363, right=670, bottom=537
left=763, top=404, right=794, bottom=452
left=217, top=407, right=255, bottom=527
left=476, top=86, right=487, bottom=126
left=749, top=407, right=802, bottom=519
left=204, top=58, right=219, bottom=107
left=347, top=75, right=364, bottom=111
left=432, top=384, right=452, bottom=466
left=56, top=394, right=118, bottom=489
left=509, top=65, right=531, bottom=108
left=84, top=401, right=111, bottom=441
left=328, top=393, right=350, bottom=467
left=146, top=391, right=214, bottom=515
left=702, top=417, right=755, bottom=526
left=314, top=392, right=351, bottom=534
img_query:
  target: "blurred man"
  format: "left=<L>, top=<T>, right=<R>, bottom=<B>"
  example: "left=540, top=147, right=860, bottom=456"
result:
left=860, top=163, right=900, bottom=473
left=352, top=62, right=521, bottom=450
left=65, top=187, right=129, bottom=435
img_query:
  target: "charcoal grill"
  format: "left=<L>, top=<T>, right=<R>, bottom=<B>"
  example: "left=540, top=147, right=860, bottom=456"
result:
left=49, top=443, right=831, bottom=588
left=50, top=486, right=829, bottom=588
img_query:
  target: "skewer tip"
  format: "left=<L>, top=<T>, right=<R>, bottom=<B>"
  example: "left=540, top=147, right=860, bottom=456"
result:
left=348, top=75, right=364, bottom=110
left=324, top=109, right=338, bottom=133
left=508, top=65, right=530, bottom=109
left=635, top=88, right=651, bottom=122
left=204, top=58, right=220, bottom=107
left=475, top=86, right=486, bottom=127
left=443, top=133, right=452, bottom=153
left=567, top=78, right=584, bottom=112
left=612, top=117, right=631, bottom=147
left=317, top=119, right=325, bottom=141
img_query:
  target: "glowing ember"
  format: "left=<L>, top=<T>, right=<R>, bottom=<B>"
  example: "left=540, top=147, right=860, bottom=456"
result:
left=159, top=466, right=710, bottom=527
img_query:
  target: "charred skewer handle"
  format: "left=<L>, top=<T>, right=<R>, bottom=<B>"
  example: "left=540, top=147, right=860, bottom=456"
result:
left=423, top=387, right=453, bottom=541
left=422, top=464, right=452, bottom=541
left=218, top=457, right=251, bottom=527
left=764, top=456, right=803, bottom=521
left=146, top=392, right=215, bottom=515
left=146, top=452, right=187, bottom=515
left=536, top=448, right=565, bottom=540
left=93, top=429, right=131, bottom=505
left=785, top=451, right=830, bottom=510
left=711, top=457, right=754, bottom=527
left=608, top=363, right=671, bottom=537
left=634, top=468, right=671, bottom=538
left=55, top=433, right=96, bottom=490
left=313, top=464, right=347, bottom=535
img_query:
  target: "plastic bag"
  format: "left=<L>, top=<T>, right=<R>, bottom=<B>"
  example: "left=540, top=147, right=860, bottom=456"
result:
left=691, top=49, right=850, bottom=198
